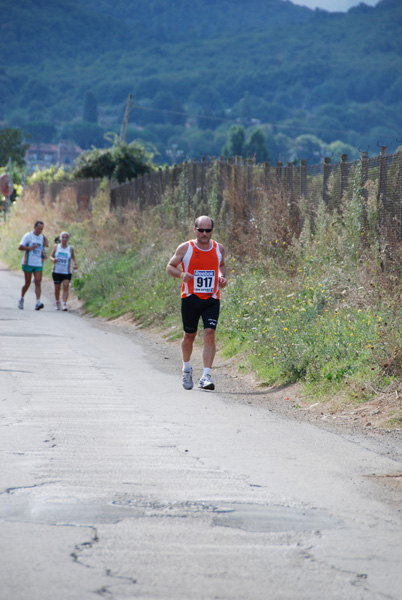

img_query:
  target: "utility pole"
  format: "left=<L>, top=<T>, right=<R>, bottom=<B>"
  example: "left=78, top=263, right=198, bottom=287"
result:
left=120, top=93, right=132, bottom=142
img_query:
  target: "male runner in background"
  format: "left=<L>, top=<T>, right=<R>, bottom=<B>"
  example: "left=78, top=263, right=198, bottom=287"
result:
left=18, top=220, right=48, bottom=310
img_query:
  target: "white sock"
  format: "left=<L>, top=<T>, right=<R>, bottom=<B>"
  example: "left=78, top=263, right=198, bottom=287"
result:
left=203, top=367, right=211, bottom=377
left=183, top=361, right=192, bottom=372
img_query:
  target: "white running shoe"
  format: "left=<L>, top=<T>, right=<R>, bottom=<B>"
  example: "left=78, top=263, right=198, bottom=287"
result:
left=182, top=369, right=193, bottom=390
left=198, top=373, right=215, bottom=390
left=18, top=298, right=24, bottom=310
left=55, top=301, right=61, bottom=310
left=62, top=302, right=68, bottom=311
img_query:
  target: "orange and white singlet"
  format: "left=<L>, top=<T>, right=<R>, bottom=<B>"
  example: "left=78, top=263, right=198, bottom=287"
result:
left=181, top=240, right=222, bottom=300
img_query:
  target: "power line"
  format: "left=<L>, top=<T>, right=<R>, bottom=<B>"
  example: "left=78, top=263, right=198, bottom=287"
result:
left=131, top=101, right=352, bottom=137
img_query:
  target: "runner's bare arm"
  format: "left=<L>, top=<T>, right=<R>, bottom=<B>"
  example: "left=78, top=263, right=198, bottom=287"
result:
left=50, top=244, right=58, bottom=263
left=18, top=241, right=37, bottom=251
left=166, top=242, right=193, bottom=281
left=218, top=244, right=227, bottom=288
left=71, top=247, right=78, bottom=269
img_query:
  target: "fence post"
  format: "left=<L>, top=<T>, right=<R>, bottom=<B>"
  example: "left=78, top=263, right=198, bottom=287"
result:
left=164, top=165, right=170, bottom=192
left=378, top=145, right=393, bottom=239
left=218, top=156, right=224, bottom=207
left=323, top=157, right=331, bottom=205
left=286, top=162, right=294, bottom=196
left=150, top=171, right=156, bottom=205
left=200, top=157, right=206, bottom=201
left=144, top=173, right=150, bottom=206
left=158, top=167, right=164, bottom=197
left=172, top=165, right=179, bottom=198
left=138, top=175, right=145, bottom=209
left=359, top=151, right=369, bottom=233
left=264, top=162, right=271, bottom=192
left=300, top=159, right=307, bottom=199
left=208, top=157, right=214, bottom=206
left=378, top=145, right=388, bottom=203
left=360, top=151, right=369, bottom=200
left=286, top=161, right=294, bottom=223
left=276, top=161, right=283, bottom=183
left=340, top=154, right=349, bottom=201
left=182, top=161, right=188, bottom=202
left=287, top=162, right=300, bottom=235
left=192, top=158, right=197, bottom=196
left=234, top=156, right=242, bottom=210
left=247, top=158, right=254, bottom=208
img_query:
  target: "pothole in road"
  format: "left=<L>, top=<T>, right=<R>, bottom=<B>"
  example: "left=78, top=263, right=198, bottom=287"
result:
left=211, top=503, right=337, bottom=532
left=2, top=489, right=337, bottom=532
left=112, top=497, right=337, bottom=532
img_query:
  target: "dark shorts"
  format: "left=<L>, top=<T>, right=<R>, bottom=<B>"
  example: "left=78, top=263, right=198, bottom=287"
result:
left=22, top=265, right=42, bottom=273
left=181, top=294, right=220, bottom=333
left=52, top=272, right=72, bottom=285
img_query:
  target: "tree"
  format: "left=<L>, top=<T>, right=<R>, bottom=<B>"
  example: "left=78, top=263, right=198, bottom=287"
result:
left=0, top=128, right=29, bottom=168
left=24, top=121, right=57, bottom=143
left=327, top=140, right=360, bottom=162
left=61, top=122, right=106, bottom=149
left=240, top=92, right=252, bottom=120
left=73, top=137, right=153, bottom=183
left=151, top=91, right=186, bottom=126
left=222, top=124, right=245, bottom=158
left=83, top=91, right=99, bottom=123
left=245, top=128, right=271, bottom=163
left=291, top=134, right=324, bottom=162
left=189, top=85, right=224, bottom=112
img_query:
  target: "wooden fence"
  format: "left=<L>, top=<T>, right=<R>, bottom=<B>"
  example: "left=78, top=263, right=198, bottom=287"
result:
left=30, top=147, right=402, bottom=241
left=109, top=147, right=402, bottom=241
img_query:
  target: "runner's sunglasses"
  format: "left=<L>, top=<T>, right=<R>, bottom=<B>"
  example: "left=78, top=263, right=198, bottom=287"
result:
left=196, top=228, right=212, bottom=233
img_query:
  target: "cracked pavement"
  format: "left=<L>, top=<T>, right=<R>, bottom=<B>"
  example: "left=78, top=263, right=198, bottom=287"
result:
left=0, top=264, right=402, bottom=599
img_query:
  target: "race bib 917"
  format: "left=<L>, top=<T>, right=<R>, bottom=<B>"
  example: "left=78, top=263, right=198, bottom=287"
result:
left=193, top=270, right=215, bottom=293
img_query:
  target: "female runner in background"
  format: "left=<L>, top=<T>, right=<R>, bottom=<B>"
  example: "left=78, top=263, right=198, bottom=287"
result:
left=50, top=231, right=77, bottom=311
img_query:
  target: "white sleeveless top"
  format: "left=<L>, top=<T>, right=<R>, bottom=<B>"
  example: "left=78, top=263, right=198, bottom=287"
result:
left=53, top=244, right=72, bottom=274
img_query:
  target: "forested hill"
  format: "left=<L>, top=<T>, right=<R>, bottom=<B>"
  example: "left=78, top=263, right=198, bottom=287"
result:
left=79, top=0, right=313, bottom=40
left=1, top=0, right=402, bottom=164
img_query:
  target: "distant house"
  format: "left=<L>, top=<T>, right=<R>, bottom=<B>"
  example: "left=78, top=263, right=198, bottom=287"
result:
left=25, top=141, right=83, bottom=173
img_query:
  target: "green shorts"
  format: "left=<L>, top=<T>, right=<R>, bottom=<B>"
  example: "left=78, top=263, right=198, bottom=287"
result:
left=22, top=265, right=43, bottom=273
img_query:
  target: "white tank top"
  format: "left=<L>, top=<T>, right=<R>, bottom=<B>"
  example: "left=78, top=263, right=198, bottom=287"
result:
left=53, top=244, right=72, bottom=274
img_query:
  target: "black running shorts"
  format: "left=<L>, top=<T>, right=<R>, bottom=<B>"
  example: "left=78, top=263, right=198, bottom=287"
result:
left=52, top=272, right=72, bottom=285
left=181, top=294, right=220, bottom=333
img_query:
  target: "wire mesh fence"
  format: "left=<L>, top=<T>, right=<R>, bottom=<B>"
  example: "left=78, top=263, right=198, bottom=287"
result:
left=30, top=148, right=402, bottom=245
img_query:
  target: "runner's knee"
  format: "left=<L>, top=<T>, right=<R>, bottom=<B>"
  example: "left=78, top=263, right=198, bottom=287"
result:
left=203, top=328, right=216, bottom=345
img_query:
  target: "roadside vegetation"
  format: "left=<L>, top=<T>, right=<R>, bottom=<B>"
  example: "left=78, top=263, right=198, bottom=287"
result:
left=1, top=165, right=402, bottom=429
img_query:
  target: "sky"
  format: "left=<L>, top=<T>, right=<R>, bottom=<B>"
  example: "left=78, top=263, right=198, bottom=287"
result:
left=288, top=0, right=379, bottom=11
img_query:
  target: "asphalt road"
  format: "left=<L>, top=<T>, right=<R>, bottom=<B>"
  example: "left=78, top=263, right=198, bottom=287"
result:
left=1, top=264, right=402, bottom=600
